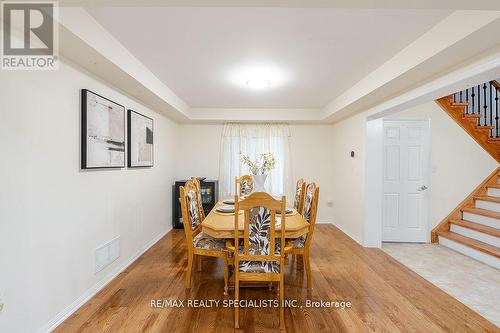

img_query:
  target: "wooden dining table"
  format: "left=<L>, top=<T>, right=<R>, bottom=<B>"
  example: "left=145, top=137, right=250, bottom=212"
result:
left=202, top=199, right=310, bottom=239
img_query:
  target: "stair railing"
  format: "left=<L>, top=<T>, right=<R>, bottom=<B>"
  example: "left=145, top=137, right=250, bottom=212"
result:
left=452, top=80, right=500, bottom=139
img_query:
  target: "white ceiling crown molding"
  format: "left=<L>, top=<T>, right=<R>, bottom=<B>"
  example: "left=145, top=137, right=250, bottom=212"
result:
left=59, top=0, right=500, bottom=10
left=58, top=7, right=190, bottom=122
left=188, top=108, right=324, bottom=123
left=364, top=47, right=500, bottom=120
left=322, top=10, right=500, bottom=122
left=55, top=6, right=500, bottom=124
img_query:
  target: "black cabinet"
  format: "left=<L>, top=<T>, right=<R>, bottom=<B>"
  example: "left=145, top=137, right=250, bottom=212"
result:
left=172, top=180, right=218, bottom=229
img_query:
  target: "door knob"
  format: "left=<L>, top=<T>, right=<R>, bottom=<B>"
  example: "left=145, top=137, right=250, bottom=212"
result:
left=418, top=185, right=428, bottom=191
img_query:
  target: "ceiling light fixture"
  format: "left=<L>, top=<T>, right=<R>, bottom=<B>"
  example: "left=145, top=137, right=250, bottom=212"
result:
left=228, top=64, right=288, bottom=91
left=246, top=78, right=271, bottom=89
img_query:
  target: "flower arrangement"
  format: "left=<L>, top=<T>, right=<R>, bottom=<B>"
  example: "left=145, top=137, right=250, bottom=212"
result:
left=240, top=152, right=277, bottom=175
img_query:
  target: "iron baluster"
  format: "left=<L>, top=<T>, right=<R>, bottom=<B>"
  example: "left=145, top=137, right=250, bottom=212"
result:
left=477, top=84, right=481, bottom=126
left=471, top=86, right=475, bottom=114
left=483, top=83, right=487, bottom=127
left=490, top=83, right=493, bottom=137
left=496, top=87, right=499, bottom=138
left=465, top=89, right=469, bottom=114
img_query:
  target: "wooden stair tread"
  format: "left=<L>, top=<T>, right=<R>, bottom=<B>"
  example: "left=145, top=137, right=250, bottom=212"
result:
left=461, top=207, right=500, bottom=219
left=475, top=126, right=495, bottom=131
left=487, top=184, right=500, bottom=189
left=451, top=102, right=468, bottom=106
left=474, top=195, right=500, bottom=203
left=436, top=95, right=500, bottom=163
left=449, top=219, right=500, bottom=238
left=437, top=231, right=500, bottom=258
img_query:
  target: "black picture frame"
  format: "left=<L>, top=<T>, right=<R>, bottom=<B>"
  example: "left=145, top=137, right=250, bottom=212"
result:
left=127, top=109, right=154, bottom=168
left=81, top=89, right=126, bottom=169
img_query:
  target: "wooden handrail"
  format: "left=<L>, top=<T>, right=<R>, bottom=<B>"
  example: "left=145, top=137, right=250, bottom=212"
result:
left=436, top=96, right=500, bottom=162
left=490, top=80, right=500, bottom=91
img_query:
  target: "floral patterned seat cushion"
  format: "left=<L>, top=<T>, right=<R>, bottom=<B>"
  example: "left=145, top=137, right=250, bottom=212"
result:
left=239, top=260, right=280, bottom=273
left=236, top=240, right=281, bottom=255
left=240, top=178, right=254, bottom=196
left=186, top=190, right=201, bottom=229
left=237, top=206, right=281, bottom=273
left=292, top=235, right=306, bottom=249
left=192, top=232, right=226, bottom=251
left=302, top=185, right=314, bottom=223
left=293, top=184, right=315, bottom=249
left=293, top=181, right=303, bottom=211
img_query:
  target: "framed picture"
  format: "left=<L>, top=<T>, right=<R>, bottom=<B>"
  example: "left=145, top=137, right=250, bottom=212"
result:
left=127, top=109, right=154, bottom=167
left=81, top=89, right=126, bottom=169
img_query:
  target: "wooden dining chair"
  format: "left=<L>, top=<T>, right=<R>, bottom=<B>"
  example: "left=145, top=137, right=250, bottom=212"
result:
left=179, top=180, right=229, bottom=294
left=289, top=182, right=319, bottom=290
left=232, top=192, right=290, bottom=329
left=191, top=177, right=206, bottom=221
left=293, top=178, right=306, bottom=214
left=235, top=175, right=254, bottom=197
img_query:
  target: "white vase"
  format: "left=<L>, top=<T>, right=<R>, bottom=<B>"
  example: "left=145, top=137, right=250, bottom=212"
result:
left=252, top=174, right=268, bottom=193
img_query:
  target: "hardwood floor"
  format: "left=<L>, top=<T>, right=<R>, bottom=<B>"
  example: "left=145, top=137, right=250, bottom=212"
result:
left=55, top=225, right=497, bottom=332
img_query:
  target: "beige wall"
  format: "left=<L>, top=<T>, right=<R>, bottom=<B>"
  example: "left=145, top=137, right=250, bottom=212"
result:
left=0, top=61, right=178, bottom=333
left=176, top=124, right=335, bottom=223
left=329, top=100, right=498, bottom=246
left=2, top=58, right=497, bottom=333
left=330, top=113, right=367, bottom=243
left=391, top=101, right=498, bottom=229
left=177, top=124, right=223, bottom=180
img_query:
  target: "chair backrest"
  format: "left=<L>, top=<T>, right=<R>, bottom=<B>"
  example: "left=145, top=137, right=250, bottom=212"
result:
left=234, top=192, right=286, bottom=273
left=293, top=178, right=306, bottom=214
left=235, top=175, right=254, bottom=197
left=191, top=177, right=206, bottom=221
left=302, top=182, right=320, bottom=246
left=179, top=180, right=202, bottom=247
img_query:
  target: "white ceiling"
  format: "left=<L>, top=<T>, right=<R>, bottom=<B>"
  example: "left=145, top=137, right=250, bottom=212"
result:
left=86, top=7, right=450, bottom=109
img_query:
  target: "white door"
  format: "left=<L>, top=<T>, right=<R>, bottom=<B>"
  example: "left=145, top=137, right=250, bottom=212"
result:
left=382, top=120, right=430, bottom=242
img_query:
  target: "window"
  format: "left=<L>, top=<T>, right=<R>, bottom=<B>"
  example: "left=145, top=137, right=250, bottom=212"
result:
left=219, top=123, right=292, bottom=198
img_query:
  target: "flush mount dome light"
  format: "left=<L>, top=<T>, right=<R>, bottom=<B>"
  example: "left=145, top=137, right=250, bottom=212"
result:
left=246, top=78, right=271, bottom=89
left=229, top=64, right=288, bottom=91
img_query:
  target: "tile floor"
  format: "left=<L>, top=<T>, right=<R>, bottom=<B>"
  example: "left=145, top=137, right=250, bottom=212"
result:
left=382, top=242, right=500, bottom=327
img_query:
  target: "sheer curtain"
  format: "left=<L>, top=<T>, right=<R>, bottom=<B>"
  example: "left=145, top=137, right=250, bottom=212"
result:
left=219, top=123, right=293, bottom=198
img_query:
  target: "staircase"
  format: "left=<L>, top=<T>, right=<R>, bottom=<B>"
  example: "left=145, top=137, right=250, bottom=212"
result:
left=435, top=80, right=500, bottom=163
left=432, top=167, right=500, bottom=269
left=433, top=82, right=500, bottom=268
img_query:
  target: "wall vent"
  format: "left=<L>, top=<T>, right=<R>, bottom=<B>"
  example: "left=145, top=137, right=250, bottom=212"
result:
left=95, top=236, right=120, bottom=274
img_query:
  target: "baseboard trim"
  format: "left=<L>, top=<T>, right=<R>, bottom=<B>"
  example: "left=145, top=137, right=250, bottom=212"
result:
left=36, top=228, right=171, bottom=333
left=331, top=222, right=363, bottom=245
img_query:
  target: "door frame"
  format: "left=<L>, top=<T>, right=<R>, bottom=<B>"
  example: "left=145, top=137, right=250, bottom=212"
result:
left=364, top=117, right=431, bottom=247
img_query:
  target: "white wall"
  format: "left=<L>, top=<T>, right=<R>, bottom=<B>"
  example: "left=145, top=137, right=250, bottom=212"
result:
left=0, top=60, right=178, bottom=333
left=329, top=100, right=498, bottom=246
left=330, top=113, right=367, bottom=243
left=176, top=124, right=223, bottom=180
left=289, top=125, right=335, bottom=223
left=176, top=124, right=335, bottom=223
left=4, top=56, right=496, bottom=333
left=390, top=101, right=498, bottom=229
